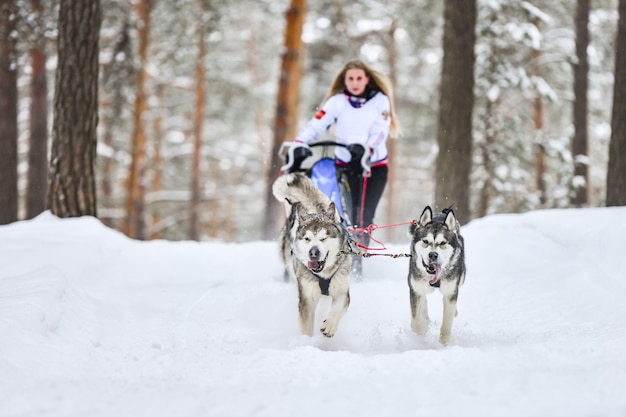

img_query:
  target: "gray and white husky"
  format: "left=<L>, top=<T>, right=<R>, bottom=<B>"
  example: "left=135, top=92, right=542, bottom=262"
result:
left=408, top=206, right=466, bottom=345
left=272, top=173, right=353, bottom=337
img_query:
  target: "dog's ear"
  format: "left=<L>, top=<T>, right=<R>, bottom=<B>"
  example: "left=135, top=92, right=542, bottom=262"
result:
left=418, top=206, right=433, bottom=226
left=409, top=221, right=417, bottom=236
left=293, top=201, right=303, bottom=217
left=287, top=201, right=302, bottom=232
left=295, top=202, right=316, bottom=223
left=324, top=201, right=341, bottom=222
left=444, top=208, right=458, bottom=233
left=283, top=197, right=295, bottom=216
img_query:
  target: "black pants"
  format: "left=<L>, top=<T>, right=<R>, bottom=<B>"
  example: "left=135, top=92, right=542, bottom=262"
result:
left=342, top=165, right=388, bottom=243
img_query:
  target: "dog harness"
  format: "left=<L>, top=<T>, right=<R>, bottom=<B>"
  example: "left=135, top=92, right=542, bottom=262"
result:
left=311, top=262, right=342, bottom=296
left=312, top=240, right=350, bottom=296
left=317, top=276, right=331, bottom=296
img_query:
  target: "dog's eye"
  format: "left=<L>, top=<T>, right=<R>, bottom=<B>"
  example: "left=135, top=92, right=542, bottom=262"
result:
left=304, top=236, right=311, bottom=242
left=421, top=239, right=430, bottom=246
left=439, top=241, right=447, bottom=247
left=319, top=237, right=327, bottom=242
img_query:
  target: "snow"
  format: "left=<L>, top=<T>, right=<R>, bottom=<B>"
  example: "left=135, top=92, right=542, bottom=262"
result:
left=1, top=207, right=626, bottom=416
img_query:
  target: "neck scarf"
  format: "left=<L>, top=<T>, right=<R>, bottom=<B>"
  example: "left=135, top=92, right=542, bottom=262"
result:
left=344, top=87, right=377, bottom=108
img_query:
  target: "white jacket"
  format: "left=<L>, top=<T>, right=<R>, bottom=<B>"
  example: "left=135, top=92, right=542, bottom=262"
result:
left=295, top=92, right=391, bottom=166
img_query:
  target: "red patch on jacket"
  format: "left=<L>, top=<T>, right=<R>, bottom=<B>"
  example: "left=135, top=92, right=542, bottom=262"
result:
left=315, top=109, right=326, bottom=120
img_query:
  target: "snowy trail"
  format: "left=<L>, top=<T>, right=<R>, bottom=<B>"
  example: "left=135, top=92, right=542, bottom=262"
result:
left=1, top=209, right=626, bottom=416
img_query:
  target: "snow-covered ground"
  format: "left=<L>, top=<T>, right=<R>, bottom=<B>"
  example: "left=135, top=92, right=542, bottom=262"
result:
left=1, top=207, right=625, bottom=416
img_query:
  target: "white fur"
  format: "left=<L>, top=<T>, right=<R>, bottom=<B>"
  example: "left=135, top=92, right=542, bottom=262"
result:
left=273, top=173, right=352, bottom=338
left=408, top=206, right=465, bottom=346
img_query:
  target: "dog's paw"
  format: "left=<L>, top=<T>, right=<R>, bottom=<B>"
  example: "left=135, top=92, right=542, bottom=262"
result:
left=320, top=319, right=339, bottom=338
left=439, top=331, right=451, bottom=346
left=411, top=319, right=430, bottom=336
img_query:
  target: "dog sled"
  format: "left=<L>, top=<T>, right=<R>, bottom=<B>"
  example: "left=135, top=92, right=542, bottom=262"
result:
left=278, top=141, right=371, bottom=230
left=278, top=141, right=376, bottom=276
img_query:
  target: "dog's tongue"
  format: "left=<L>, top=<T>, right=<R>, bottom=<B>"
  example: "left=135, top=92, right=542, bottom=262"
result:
left=429, top=263, right=441, bottom=285
left=308, top=260, right=322, bottom=272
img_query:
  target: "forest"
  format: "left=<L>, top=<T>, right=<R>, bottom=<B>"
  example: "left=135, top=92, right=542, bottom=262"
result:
left=1, top=0, right=625, bottom=242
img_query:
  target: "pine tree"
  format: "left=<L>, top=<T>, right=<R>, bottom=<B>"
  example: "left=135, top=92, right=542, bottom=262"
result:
left=48, top=0, right=101, bottom=217
left=0, top=0, right=19, bottom=225
left=607, top=0, right=626, bottom=206
left=435, top=0, right=477, bottom=224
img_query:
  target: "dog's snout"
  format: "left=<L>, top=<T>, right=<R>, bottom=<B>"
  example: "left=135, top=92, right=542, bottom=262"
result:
left=428, top=251, right=438, bottom=262
left=309, top=246, right=320, bottom=260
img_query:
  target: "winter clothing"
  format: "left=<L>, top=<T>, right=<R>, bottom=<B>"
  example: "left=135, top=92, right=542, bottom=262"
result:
left=295, top=91, right=391, bottom=168
left=294, top=89, right=392, bottom=232
left=341, top=165, right=388, bottom=231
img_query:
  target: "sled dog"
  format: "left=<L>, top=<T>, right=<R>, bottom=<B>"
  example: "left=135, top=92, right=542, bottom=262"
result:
left=407, top=206, right=466, bottom=345
left=272, top=173, right=353, bottom=337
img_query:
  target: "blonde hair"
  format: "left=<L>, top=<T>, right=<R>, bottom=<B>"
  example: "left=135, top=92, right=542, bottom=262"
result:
left=321, top=59, right=400, bottom=139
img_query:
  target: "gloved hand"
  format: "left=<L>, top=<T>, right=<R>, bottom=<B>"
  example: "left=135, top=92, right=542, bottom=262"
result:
left=347, top=144, right=371, bottom=177
left=280, top=142, right=312, bottom=173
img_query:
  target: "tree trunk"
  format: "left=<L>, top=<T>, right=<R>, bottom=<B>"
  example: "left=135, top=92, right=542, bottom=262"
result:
left=189, top=20, right=207, bottom=240
left=208, top=158, right=222, bottom=238
left=435, top=0, right=476, bottom=225
left=48, top=0, right=101, bottom=217
left=100, top=100, right=114, bottom=200
left=124, top=0, right=152, bottom=239
left=225, top=166, right=241, bottom=242
left=477, top=10, right=499, bottom=219
left=247, top=6, right=270, bottom=173
left=0, top=0, right=19, bottom=225
left=386, top=19, right=399, bottom=241
left=25, top=0, right=49, bottom=219
left=101, top=17, right=131, bottom=225
left=532, top=18, right=547, bottom=207
left=263, top=0, right=306, bottom=240
left=571, top=0, right=590, bottom=207
left=607, top=0, right=626, bottom=206
left=189, top=3, right=207, bottom=241
left=149, top=85, right=164, bottom=240
left=479, top=97, right=498, bottom=218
